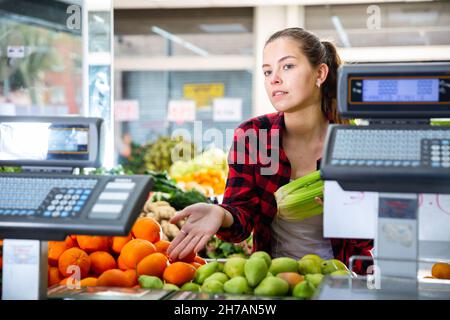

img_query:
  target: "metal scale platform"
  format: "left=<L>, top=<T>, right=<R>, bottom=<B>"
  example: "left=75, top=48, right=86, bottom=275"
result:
left=318, top=62, right=450, bottom=300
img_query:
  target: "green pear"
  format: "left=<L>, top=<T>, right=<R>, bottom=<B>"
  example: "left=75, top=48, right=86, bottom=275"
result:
left=138, top=275, right=163, bottom=289
left=194, top=261, right=219, bottom=284
left=201, top=279, right=224, bottom=294
left=223, top=276, right=251, bottom=295
left=204, top=272, right=229, bottom=284
left=300, top=254, right=324, bottom=264
left=163, top=283, right=180, bottom=291
left=292, top=281, right=316, bottom=299
left=250, top=251, right=272, bottom=268
left=180, top=282, right=201, bottom=292
left=305, top=274, right=324, bottom=288
left=254, top=277, right=289, bottom=297
left=217, top=262, right=225, bottom=272
left=268, top=257, right=298, bottom=275
left=321, top=259, right=348, bottom=275
left=223, top=257, right=247, bottom=278
left=244, top=257, right=268, bottom=287
left=330, top=269, right=352, bottom=277
left=298, top=259, right=322, bottom=275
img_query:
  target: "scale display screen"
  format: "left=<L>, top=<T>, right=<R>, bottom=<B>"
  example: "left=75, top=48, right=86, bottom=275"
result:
left=337, top=63, right=450, bottom=118
left=0, top=123, right=89, bottom=161
left=0, top=116, right=103, bottom=168
left=362, top=78, right=439, bottom=103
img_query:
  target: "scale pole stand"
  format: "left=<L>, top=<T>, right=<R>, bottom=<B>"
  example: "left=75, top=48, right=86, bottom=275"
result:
left=375, top=193, right=418, bottom=291
left=2, top=239, right=48, bottom=300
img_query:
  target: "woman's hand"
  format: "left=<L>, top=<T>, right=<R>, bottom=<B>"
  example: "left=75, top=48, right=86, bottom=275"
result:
left=166, top=203, right=228, bottom=261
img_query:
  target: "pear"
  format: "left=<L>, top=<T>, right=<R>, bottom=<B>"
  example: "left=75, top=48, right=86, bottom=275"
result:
left=163, top=283, right=180, bottom=291
left=201, top=279, right=224, bottom=294
left=204, top=272, right=229, bottom=284
left=180, top=282, right=201, bottom=292
left=298, top=259, right=322, bottom=275
left=292, top=281, right=316, bottom=299
left=304, top=273, right=324, bottom=288
left=194, top=261, right=219, bottom=284
left=268, top=257, right=298, bottom=275
left=321, top=259, right=348, bottom=275
left=300, top=254, right=324, bottom=264
left=250, top=251, right=272, bottom=268
left=223, top=276, right=251, bottom=295
left=276, top=272, right=304, bottom=292
left=244, top=257, right=268, bottom=287
left=138, top=275, right=164, bottom=289
left=223, top=257, right=247, bottom=278
left=330, top=269, right=352, bottom=277
left=254, top=277, right=289, bottom=297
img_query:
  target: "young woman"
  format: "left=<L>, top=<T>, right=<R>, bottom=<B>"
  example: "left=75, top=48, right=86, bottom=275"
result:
left=167, top=27, right=373, bottom=273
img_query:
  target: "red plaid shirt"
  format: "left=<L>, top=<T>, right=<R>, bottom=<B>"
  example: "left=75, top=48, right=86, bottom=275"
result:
left=217, top=112, right=373, bottom=273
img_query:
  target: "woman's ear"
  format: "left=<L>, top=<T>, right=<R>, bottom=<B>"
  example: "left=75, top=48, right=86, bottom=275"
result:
left=316, top=63, right=329, bottom=87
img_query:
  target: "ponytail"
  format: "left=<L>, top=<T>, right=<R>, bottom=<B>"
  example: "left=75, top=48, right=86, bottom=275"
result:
left=320, top=41, right=346, bottom=124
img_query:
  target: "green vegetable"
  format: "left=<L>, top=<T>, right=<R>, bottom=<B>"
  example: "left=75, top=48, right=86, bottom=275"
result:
left=167, top=189, right=209, bottom=211
left=275, top=170, right=324, bottom=221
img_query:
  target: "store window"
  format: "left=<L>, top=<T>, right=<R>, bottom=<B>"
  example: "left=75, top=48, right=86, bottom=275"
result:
left=115, top=8, right=254, bottom=168
left=115, top=8, right=253, bottom=57
left=305, top=1, right=450, bottom=48
left=0, top=0, right=83, bottom=116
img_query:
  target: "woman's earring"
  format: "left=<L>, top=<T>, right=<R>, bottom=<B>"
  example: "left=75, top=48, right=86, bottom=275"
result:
left=316, top=80, right=321, bottom=88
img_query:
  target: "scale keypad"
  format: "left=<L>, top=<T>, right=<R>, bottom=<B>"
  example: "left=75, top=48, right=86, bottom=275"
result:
left=0, top=177, right=98, bottom=218
left=331, top=129, right=450, bottom=168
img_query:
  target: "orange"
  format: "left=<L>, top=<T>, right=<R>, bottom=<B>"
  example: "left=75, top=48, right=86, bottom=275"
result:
left=97, top=269, right=133, bottom=287
left=111, top=234, right=132, bottom=254
left=163, top=262, right=196, bottom=286
left=80, top=277, right=98, bottom=287
left=124, top=269, right=138, bottom=286
left=119, top=239, right=156, bottom=269
left=48, top=241, right=67, bottom=266
left=48, top=266, right=62, bottom=287
left=117, top=255, right=131, bottom=270
left=131, top=217, right=162, bottom=243
left=58, top=247, right=91, bottom=278
left=154, top=240, right=171, bottom=255
left=170, top=250, right=196, bottom=263
left=136, top=252, right=169, bottom=278
left=89, top=251, right=117, bottom=275
left=65, top=235, right=77, bottom=248
left=76, top=235, right=110, bottom=253
left=431, top=262, right=450, bottom=279
left=194, top=256, right=206, bottom=265
left=179, top=251, right=196, bottom=263
left=190, top=262, right=201, bottom=269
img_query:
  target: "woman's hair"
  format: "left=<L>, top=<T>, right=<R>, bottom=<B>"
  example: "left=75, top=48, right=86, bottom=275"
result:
left=265, top=27, right=345, bottom=124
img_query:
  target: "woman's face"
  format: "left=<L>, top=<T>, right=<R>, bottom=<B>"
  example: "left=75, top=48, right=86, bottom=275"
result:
left=262, top=37, right=319, bottom=113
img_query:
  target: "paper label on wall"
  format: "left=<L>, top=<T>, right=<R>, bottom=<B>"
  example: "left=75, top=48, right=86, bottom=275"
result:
left=323, top=181, right=450, bottom=241
left=115, top=100, right=140, bottom=121
left=213, top=98, right=242, bottom=122
left=7, top=46, right=25, bottom=58
left=167, top=100, right=196, bottom=123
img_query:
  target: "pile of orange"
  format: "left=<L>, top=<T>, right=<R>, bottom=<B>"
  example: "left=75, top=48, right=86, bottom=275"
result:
left=47, top=217, right=206, bottom=289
